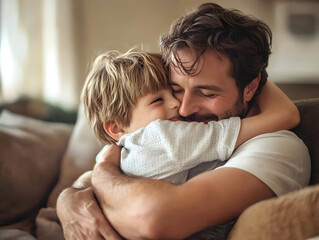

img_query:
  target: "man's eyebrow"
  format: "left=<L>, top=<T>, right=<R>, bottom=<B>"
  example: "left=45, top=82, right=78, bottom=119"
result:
left=169, top=82, right=222, bottom=92
left=195, top=85, right=223, bottom=92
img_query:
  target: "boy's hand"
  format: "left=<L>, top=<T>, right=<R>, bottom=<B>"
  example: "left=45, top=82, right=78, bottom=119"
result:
left=57, top=187, right=122, bottom=240
left=99, top=144, right=122, bottom=167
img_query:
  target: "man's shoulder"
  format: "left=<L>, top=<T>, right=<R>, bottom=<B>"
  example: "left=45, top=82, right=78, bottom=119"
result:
left=223, top=130, right=311, bottom=195
left=233, top=130, right=308, bottom=156
left=242, top=130, right=302, bottom=144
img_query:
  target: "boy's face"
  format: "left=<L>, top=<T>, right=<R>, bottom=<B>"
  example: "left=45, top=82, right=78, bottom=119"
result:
left=123, top=88, right=181, bottom=133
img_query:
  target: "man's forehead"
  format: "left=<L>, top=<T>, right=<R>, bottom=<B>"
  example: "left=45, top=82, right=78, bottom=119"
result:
left=169, top=48, right=198, bottom=67
left=169, top=52, right=204, bottom=77
left=168, top=49, right=234, bottom=87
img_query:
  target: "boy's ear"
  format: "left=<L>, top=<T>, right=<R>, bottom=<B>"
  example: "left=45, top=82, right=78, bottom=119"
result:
left=103, top=120, right=126, bottom=141
left=243, top=73, right=261, bottom=102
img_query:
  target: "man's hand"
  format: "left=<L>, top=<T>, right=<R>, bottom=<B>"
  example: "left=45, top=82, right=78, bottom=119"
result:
left=92, top=144, right=122, bottom=211
left=56, top=187, right=122, bottom=240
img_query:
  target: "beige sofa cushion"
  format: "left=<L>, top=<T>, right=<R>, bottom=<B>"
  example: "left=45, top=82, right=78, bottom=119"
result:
left=0, top=110, right=73, bottom=225
left=228, top=184, right=319, bottom=240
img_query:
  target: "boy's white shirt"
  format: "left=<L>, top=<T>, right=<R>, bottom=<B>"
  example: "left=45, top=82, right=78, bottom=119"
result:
left=97, top=117, right=241, bottom=184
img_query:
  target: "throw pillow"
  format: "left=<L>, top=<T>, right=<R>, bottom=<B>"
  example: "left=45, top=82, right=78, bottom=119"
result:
left=46, top=104, right=101, bottom=207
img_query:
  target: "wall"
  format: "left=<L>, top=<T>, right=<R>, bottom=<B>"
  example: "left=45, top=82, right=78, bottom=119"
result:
left=73, top=0, right=276, bottom=89
left=1, top=0, right=318, bottom=110
left=268, top=1, right=319, bottom=83
left=74, top=0, right=319, bottom=87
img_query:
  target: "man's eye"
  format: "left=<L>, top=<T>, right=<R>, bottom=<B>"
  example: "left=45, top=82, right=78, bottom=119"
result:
left=151, top=98, right=163, bottom=104
left=200, top=92, right=216, bottom=98
left=172, top=89, right=183, bottom=94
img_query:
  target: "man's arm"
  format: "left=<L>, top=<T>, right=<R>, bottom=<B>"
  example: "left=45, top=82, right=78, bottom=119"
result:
left=56, top=171, right=123, bottom=240
left=92, top=145, right=275, bottom=240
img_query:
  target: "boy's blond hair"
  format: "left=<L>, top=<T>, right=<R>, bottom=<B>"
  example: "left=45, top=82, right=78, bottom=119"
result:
left=82, top=49, right=170, bottom=144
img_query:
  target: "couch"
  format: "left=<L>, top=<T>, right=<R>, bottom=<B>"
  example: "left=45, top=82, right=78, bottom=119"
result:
left=0, top=98, right=318, bottom=240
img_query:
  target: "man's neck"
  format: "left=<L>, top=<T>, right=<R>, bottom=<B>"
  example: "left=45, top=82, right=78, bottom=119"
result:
left=245, top=101, right=260, bottom=118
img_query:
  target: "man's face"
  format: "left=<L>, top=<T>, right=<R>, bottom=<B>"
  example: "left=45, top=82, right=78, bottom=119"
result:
left=169, top=49, right=248, bottom=122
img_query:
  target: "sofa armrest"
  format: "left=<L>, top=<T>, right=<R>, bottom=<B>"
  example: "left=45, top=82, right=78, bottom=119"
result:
left=292, top=98, right=319, bottom=185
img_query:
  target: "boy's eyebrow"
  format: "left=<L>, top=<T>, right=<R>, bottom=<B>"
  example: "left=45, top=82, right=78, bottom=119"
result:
left=169, top=82, right=180, bottom=86
left=169, top=82, right=223, bottom=92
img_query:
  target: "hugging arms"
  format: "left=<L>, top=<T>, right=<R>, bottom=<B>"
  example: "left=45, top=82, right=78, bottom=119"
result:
left=57, top=54, right=309, bottom=240
left=88, top=81, right=306, bottom=240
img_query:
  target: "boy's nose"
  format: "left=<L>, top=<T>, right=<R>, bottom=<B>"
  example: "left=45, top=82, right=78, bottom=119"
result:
left=169, top=95, right=180, bottom=109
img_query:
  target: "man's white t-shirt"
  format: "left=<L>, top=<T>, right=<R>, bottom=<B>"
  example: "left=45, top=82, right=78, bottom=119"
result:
left=220, top=130, right=311, bottom=196
left=187, top=130, right=311, bottom=196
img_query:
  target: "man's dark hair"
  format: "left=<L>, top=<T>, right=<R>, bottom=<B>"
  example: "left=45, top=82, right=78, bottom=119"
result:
left=160, top=3, right=272, bottom=96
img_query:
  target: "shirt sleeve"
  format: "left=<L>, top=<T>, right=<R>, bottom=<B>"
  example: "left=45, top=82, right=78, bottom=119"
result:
left=219, top=130, right=311, bottom=196
left=119, top=117, right=241, bottom=182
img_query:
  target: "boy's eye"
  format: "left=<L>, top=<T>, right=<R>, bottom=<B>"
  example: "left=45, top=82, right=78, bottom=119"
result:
left=151, top=98, right=163, bottom=104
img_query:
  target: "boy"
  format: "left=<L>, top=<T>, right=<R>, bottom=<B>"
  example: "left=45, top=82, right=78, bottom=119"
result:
left=82, top=49, right=299, bottom=184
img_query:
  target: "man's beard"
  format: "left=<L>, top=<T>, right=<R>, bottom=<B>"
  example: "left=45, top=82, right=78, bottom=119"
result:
left=222, top=94, right=248, bottom=120
left=181, top=94, right=248, bottom=122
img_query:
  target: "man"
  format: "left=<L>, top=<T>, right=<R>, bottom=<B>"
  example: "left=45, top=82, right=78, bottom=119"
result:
left=57, top=3, right=310, bottom=239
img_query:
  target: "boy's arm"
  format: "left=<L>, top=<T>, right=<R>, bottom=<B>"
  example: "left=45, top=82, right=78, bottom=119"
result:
left=56, top=171, right=123, bottom=240
left=121, top=118, right=240, bottom=182
left=235, top=81, right=300, bottom=148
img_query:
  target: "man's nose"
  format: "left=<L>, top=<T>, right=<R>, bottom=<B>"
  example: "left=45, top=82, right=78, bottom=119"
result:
left=178, top=92, right=198, bottom=117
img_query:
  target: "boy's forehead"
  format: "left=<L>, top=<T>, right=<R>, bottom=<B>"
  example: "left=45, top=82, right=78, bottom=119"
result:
left=137, top=88, right=168, bottom=103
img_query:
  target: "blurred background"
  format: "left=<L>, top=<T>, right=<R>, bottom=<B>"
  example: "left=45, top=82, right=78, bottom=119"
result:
left=1, top=0, right=319, bottom=122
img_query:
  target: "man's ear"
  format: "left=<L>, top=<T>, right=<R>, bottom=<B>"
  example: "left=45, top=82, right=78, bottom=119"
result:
left=243, top=73, right=261, bottom=102
left=103, top=120, right=126, bottom=141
